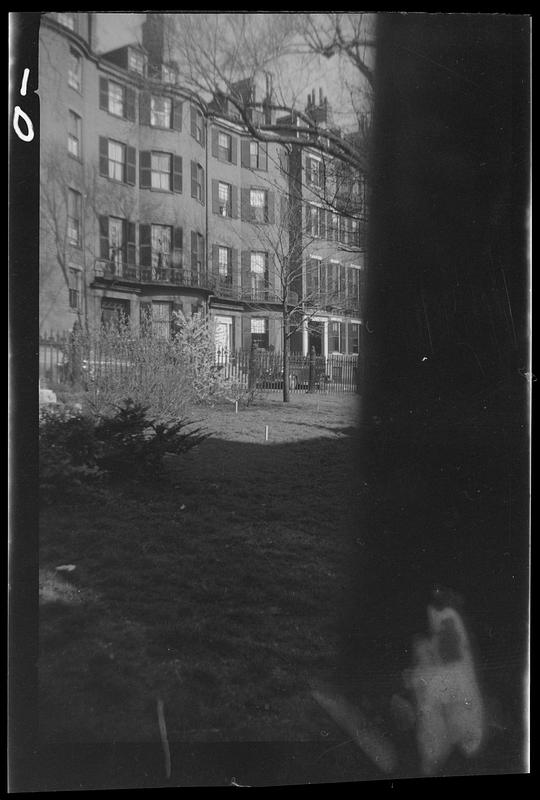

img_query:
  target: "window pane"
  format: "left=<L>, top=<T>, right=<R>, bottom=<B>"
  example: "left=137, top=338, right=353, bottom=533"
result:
left=250, top=252, right=265, bottom=273
left=151, top=225, right=171, bottom=267
left=129, top=49, right=145, bottom=75
left=68, top=51, right=81, bottom=90
left=251, top=318, right=266, bottom=333
left=108, top=140, right=125, bottom=181
left=109, top=82, right=124, bottom=116
left=151, top=95, right=172, bottom=127
left=150, top=152, right=171, bottom=190
left=250, top=189, right=265, bottom=207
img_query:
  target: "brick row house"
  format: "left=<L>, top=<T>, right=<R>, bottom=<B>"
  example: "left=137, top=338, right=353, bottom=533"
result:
left=39, top=12, right=367, bottom=356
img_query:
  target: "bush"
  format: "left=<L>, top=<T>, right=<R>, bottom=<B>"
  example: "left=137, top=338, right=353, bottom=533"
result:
left=39, top=399, right=210, bottom=500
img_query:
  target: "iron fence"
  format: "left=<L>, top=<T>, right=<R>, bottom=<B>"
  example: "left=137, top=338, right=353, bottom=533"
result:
left=39, top=330, right=361, bottom=394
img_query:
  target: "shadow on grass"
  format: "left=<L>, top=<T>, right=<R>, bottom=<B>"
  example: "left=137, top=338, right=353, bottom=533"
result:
left=36, top=409, right=528, bottom=787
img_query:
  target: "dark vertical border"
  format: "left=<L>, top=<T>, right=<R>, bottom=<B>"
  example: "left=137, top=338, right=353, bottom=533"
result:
left=8, top=11, right=41, bottom=793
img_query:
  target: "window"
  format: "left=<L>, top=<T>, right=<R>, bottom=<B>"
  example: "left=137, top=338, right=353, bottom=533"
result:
left=57, top=12, right=75, bottom=30
left=331, top=212, right=340, bottom=243
left=218, top=246, right=232, bottom=283
left=108, top=217, right=125, bottom=267
left=100, top=78, right=136, bottom=121
left=151, top=95, right=172, bottom=128
left=99, top=137, right=136, bottom=185
left=306, top=156, right=323, bottom=187
left=151, top=152, right=172, bottom=190
left=128, top=48, right=146, bottom=76
left=108, top=80, right=125, bottom=117
left=250, top=251, right=267, bottom=295
left=67, top=189, right=81, bottom=246
left=101, top=298, right=130, bottom=328
left=191, top=232, right=205, bottom=275
left=191, top=106, right=205, bottom=145
left=218, top=132, right=232, bottom=162
left=108, top=140, right=126, bottom=182
left=327, top=261, right=340, bottom=297
left=249, top=141, right=267, bottom=170
left=306, top=204, right=323, bottom=237
left=68, top=49, right=81, bottom=91
left=251, top=318, right=269, bottom=349
left=329, top=321, right=341, bottom=353
left=305, top=257, right=321, bottom=297
left=191, top=162, right=205, bottom=203
left=67, top=110, right=81, bottom=158
left=250, top=189, right=267, bottom=222
left=68, top=268, right=81, bottom=309
left=218, top=182, right=232, bottom=216
left=151, top=224, right=172, bottom=269
left=350, top=323, right=361, bottom=354
left=161, top=64, right=176, bottom=84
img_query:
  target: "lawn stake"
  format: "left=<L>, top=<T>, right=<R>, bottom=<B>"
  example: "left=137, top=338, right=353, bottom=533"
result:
left=265, top=425, right=269, bottom=441
left=157, top=698, right=171, bottom=780
left=235, top=400, right=238, bottom=414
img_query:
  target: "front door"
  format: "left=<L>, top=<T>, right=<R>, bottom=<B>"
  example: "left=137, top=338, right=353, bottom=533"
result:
left=308, top=320, right=324, bottom=356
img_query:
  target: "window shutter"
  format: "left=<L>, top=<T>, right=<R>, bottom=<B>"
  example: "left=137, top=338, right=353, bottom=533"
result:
left=126, top=221, right=136, bottom=265
left=340, top=322, right=346, bottom=354
left=211, top=180, right=219, bottom=215
left=211, top=244, right=220, bottom=277
left=241, top=316, right=252, bottom=350
left=261, top=142, right=268, bottom=171
left=265, top=253, right=271, bottom=290
left=241, top=251, right=251, bottom=294
left=190, top=106, right=197, bottom=138
left=266, top=191, right=275, bottom=224
left=320, top=259, right=327, bottom=297
left=190, top=160, right=197, bottom=198
left=200, top=167, right=205, bottom=205
left=126, top=146, right=136, bottom=185
left=268, top=317, right=280, bottom=351
left=172, top=99, right=182, bottom=131
left=190, top=231, right=197, bottom=272
left=99, top=215, right=109, bottom=259
left=139, top=91, right=151, bottom=126
left=172, top=155, right=183, bottom=193
left=231, top=184, right=238, bottom=219
left=139, top=224, right=151, bottom=266
left=305, top=156, right=312, bottom=182
left=305, top=204, right=312, bottom=236
left=230, top=135, right=237, bottom=165
left=172, top=226, right=183, bottom=267
left=240, top=188, right=250, bottom=221
left=124, top=86, right=136, bottom=121
left=99, top=136, right=108, bottom=176
left=320, top=207, right=326, bottom=239
left=139, top=151, right=151, bottom=189
left=241, top=140, right=250, bottom=168
left=99, top=77, right=108, bottom=111
left=231, top=248, right=238, bottom=286
left=211, top=128, right=219, bottom=159
left=201, top=122, right=206, bottom=149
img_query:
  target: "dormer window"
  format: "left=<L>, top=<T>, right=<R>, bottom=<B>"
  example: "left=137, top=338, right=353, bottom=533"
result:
left=128, top=48, right=146, bottom=76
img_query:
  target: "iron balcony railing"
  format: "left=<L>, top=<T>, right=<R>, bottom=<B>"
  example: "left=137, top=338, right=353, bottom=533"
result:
left=94, top=259, right=214, bottom=290
left=210, top=278, right=299, bottom=306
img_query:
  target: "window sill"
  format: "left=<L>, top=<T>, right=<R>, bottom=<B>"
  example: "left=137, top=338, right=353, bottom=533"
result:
left=149, top=123, right=174, bottom=131
left=67, top=152, right=82, bottom=163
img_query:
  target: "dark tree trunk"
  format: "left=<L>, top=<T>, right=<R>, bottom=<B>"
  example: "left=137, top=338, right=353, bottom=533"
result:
left=340, top=13, right=530, bottom=776
left=282, top=307, right=290, bottom=403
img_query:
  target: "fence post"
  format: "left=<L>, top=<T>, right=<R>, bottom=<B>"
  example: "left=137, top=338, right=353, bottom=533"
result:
left=307, top=345, right=316, bottom=393
left=248, top=341, right=258, bottom=391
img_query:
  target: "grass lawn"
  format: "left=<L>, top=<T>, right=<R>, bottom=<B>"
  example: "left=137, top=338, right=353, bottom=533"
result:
left=39, top=393, right=365, bottom=750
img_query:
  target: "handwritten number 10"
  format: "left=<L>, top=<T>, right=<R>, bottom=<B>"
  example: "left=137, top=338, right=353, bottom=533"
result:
left=14, top=68, right=34, bottom=142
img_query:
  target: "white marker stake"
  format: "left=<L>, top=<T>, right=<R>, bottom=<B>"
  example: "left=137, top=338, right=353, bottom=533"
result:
left=235, top=400, right=238, bottom=414
left=265, top=425, right=269, bottom=441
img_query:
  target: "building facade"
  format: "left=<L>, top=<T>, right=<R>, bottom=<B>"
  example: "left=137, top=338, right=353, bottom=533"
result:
left=39, top=12, right=367, bottom=356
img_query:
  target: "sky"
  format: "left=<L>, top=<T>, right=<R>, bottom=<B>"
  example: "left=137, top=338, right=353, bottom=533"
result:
left=93, top=12, right=374, bottom=133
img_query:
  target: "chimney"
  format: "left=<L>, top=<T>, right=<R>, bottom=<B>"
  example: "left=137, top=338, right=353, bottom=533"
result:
left=142, top=13, right=165, bottom=67
left=319, top=87, right=323, bottom=105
